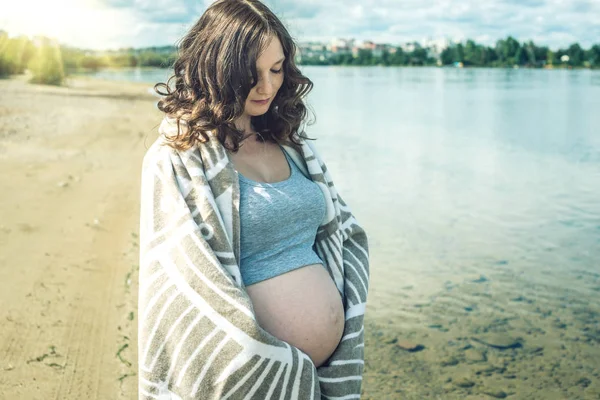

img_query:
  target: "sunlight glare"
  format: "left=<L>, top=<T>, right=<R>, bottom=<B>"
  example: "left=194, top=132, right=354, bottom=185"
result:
left=4, top=0, right=121, bottom=47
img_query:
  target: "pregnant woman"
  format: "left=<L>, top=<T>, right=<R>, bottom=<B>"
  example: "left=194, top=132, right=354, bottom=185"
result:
left=228, top=120, right=346, bottom=368
left=224, top=34, right=345, bottom=367
left=138, top=1, right=369, bottom=398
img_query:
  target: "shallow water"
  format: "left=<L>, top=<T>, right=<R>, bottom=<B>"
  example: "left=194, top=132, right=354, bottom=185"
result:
left=87, top=66, right=600, bottom=398
left=303, top=66, right=599, bottom=313
left=304, top=66, right=600, bottom=399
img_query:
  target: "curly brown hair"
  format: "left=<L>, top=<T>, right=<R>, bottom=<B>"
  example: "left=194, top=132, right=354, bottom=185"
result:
left=154, top=0, right=315, bottom=153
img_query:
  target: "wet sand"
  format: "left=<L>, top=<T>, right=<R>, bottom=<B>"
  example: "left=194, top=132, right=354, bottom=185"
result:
left=0, top=74, right=598, bottom=399
left=360, top=251, right=600, bottom=399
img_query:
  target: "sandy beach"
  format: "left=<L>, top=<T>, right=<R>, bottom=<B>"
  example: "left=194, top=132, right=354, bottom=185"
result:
left=1, top=74, right=599, bottom=400
left=0, top=74, right=159, bottom=399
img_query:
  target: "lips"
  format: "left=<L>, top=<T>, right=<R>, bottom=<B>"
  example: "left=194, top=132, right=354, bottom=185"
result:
left=251, top=97, right=270, bottom=104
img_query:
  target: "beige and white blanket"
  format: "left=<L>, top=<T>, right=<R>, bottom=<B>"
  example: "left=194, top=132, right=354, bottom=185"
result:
left=138, top=117, right=370, bottom=399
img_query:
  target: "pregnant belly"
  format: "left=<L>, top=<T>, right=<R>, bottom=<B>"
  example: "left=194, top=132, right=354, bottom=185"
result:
left=245, top=264, right=345, bottom=368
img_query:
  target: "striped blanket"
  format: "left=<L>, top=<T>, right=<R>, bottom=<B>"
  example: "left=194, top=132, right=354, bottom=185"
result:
left=138, top=117, right=370, bottom=399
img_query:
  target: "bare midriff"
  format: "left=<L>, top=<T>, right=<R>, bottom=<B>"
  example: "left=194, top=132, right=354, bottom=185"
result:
left=245, top=263, right=345, bottom=368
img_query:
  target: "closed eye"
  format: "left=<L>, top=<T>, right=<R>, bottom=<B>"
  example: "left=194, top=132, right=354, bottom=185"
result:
left=271, top=69, right=283, bottom=74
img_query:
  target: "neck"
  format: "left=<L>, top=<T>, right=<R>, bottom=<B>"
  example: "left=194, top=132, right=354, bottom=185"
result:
left=234, top=113, right=253, bottom=134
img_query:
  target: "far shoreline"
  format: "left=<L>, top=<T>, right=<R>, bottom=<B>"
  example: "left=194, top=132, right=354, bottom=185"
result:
left=59, top=64, right=600, bottom=88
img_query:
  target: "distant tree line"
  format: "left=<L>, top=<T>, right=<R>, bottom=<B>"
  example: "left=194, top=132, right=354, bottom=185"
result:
left=300, top=36, right=600, bottom=69
left=60, top=45, right=177, bottom=71
left=0, top=30, right=178, bottom=85
left=438, top=37, right=599, bottom=68
left=300, top=47, right=436, bottom=67
left=2, top=30, right=599, bottom=86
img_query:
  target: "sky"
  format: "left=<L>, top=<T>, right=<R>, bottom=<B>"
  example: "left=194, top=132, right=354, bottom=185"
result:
left=2, top=0, right=599, bottom=50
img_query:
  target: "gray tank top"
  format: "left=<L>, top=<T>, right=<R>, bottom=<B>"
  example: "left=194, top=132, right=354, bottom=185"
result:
left=238, top=144, right=326, bottom=286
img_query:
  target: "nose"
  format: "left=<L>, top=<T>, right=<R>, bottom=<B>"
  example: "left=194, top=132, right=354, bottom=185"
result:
left=255, top=74, right=273, bottom=95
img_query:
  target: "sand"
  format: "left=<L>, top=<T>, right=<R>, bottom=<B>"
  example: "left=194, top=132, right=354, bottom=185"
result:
left=1, top=73, right=599, bottom=400
left=0, top=74, right=160, bottom=399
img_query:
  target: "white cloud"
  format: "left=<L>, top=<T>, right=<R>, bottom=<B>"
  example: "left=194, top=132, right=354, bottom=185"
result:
left=1, top=0, right=598, bottom=49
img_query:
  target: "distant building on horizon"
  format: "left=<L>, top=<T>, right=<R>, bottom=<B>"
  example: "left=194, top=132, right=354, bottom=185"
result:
left=329, top=38, right=354, bottom=54
left=296, top=36, right=453, bottom=63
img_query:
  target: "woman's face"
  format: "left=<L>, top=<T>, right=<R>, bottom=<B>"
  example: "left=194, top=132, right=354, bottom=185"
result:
left=243, top=36, right=285, bottom=117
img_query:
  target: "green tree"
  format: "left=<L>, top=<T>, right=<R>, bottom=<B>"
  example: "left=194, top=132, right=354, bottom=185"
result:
left=534, top=44, right=549, bottom=65
left=567, top=43, right=584, bottom=66
left=28, top=37, right=65, bottom=85
left=588, top=44, right=600, bottom=68
left=107, top=53, right=138, bottom=67
left=524, top=41, right=537, bottom=65
left=454, top=43, right=465, bottom=63
left=0, top=33, right=34, bottom=76
left=8, top=35, right=34, bottom=74
left=0, top=31, right=17, bottom=76
left=409, top=48, right=428, bottom=65
left=380, top=50, right=391, bottom=66
left=390, top=48, right=406, bottom=65
left=547, top=49, right=556, bottom=66
left=354, top=48, right=373, bottom=66
left=138, top=51, right=172, bottom=67
left=495, top=36, right=520, bottom=65
left=61, top=46, right=85, bottom=72
left=486, top=46, right=498, bottom=64
left=79, top=54, right=109, bottom=70
left=463, top=40, right=479, bottom=66
left=440, top=47, right=453, bottom=65
left=515, top=47, right=528, bottom=65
